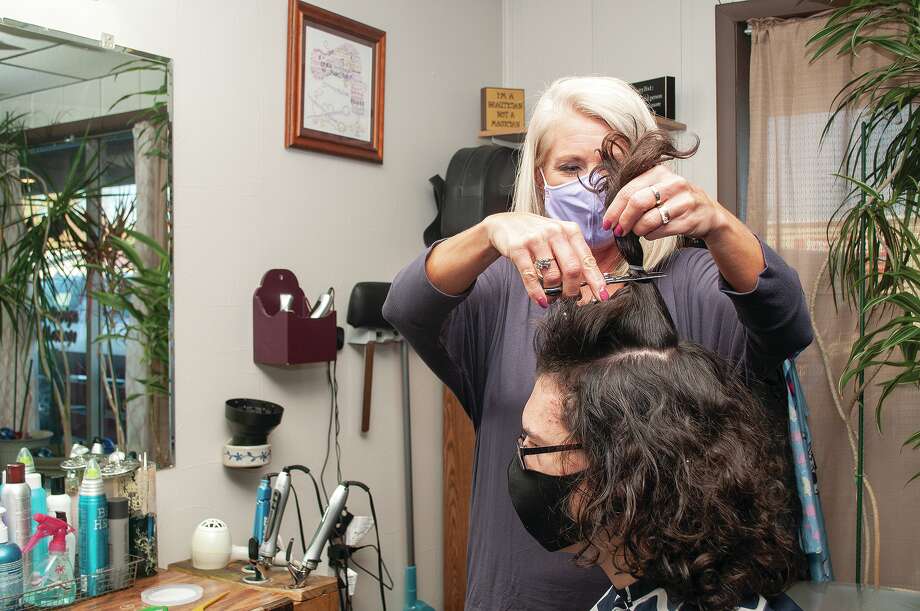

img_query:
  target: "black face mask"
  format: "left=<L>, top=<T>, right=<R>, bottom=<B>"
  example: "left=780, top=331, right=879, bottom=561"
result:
left=507, top=457, right=582, bottom=552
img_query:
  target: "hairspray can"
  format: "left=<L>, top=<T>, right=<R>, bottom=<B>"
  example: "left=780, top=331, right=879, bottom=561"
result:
left=1, top=464, right=31, bottom=583
left=107, top=498, right=129, bottom=590
left=0, top=508, right=22, bottom=610
left=78, top=459, right=108, bottom=596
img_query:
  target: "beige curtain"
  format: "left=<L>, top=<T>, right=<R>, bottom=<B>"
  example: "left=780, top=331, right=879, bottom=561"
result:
left=0, top=156, right=32, bottom=434
left=125, top=120, right=169, bottom=457
left=748, top=15, right=920, bottom=589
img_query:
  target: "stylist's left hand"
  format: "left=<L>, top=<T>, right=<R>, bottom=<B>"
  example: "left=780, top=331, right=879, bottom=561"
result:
left=601, top=165, right=728, bottom=241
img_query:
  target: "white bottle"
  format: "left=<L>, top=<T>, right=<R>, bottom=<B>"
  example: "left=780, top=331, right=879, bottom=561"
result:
left=1, top=464, right=31, bottom=583
left=46, top=477, right=75, bottom=567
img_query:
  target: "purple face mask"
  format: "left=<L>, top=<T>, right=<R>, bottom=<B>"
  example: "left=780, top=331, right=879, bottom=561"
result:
left=541, top=171, right=615, bottom=250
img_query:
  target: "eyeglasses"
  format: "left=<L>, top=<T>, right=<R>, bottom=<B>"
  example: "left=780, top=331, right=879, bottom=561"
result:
left=516, top=433, right=583, bottom=472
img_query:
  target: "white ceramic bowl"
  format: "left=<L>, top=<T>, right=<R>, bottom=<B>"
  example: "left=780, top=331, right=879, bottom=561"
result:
left=191, top=518, right=232, bottom=570
left=222, top=441, right=271, bottom=468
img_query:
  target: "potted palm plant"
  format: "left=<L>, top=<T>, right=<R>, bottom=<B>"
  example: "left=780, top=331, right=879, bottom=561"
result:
left=809, top=0, right=920, bottom=585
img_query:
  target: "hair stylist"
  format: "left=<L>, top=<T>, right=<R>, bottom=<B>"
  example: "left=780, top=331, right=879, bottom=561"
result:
left=382, top=76, right=813, bottom=611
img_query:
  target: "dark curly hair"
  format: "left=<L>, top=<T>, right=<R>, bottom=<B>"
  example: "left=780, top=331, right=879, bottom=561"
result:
left=533, top=130, right=800, bottom=610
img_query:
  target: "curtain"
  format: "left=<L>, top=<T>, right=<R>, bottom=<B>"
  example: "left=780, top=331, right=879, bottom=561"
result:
left=125, top=121, right=169, bottom=457
left=748, top=15, right=920, bottom=589
left=0, top=155, right=32, bottom=434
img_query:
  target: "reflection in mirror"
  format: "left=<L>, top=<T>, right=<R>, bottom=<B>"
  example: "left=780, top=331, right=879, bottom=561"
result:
left=0, top=21, right=174, bottom=467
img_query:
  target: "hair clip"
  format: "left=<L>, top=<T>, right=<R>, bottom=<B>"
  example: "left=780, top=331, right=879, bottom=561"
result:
left=542, top=271, right=667, bottom=297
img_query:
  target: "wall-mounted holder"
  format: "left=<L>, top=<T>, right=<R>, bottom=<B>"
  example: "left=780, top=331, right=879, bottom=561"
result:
left=346, top=282, right=398, bottom=433
left=253, top=269, right=337, bottom=366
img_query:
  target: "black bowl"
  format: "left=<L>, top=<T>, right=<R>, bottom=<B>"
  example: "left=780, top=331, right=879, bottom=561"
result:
left=225, top=398, right=284, bottom=446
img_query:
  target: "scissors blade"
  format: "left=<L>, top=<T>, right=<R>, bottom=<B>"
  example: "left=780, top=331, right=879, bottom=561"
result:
left=541, top=272, right=667, bottom=297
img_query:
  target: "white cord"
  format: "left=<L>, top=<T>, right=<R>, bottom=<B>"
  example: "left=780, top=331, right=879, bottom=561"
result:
left=808, top=254, right=881, bottom=586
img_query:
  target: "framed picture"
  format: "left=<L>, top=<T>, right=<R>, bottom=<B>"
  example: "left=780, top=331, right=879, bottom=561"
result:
left=285, top=0, right=386, bottom=163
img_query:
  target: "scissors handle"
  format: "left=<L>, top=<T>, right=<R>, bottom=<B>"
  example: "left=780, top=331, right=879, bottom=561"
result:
left=541, top=272, right=666, bottom=297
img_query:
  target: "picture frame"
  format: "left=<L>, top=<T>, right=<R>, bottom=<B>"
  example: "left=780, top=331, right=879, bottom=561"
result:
left=285, top=0, right=386, bottom=163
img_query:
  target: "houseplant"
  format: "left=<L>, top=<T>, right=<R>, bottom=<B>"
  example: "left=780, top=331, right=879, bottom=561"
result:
left=809, top=0, right=920, bottom=585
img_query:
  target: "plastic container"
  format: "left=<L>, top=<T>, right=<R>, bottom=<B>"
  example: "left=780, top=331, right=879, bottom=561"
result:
left=46, top=478, right=74, bottom=568
left=25, top=472, right=48, bottom=584
left=21, top=513, right=76, bottom=607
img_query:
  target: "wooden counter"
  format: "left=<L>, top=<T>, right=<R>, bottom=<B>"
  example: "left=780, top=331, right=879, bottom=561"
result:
left=70, top=563, right=339, bottom=611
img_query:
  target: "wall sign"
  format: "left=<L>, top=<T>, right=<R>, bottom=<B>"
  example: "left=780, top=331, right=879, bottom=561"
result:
left=631, top=76, right=675, bottom=120
left=481, top=87, right=525, bottom=132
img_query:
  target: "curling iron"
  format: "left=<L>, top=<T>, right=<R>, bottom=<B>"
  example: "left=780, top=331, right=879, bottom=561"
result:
left=257, top=469, right=291, bottom=567
left=287, top=482, right=351, bottom=587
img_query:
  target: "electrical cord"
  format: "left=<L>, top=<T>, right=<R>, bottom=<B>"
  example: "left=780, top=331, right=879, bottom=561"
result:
left=343, top=480, right=387, bottom=611
left=286, top=465, right=325, bottom=515
left=289, top=484, right=307, bottom=555
left=321, top=360, right=343, bottom=502
left=348, top=545, right=394, bottom=590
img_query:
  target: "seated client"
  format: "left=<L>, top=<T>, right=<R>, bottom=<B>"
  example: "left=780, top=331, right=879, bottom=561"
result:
left=507, top=132, right=803, bottom=611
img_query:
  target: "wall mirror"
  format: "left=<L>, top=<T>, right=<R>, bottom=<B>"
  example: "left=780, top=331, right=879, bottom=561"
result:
left=0, top=20, right=174, bottom=467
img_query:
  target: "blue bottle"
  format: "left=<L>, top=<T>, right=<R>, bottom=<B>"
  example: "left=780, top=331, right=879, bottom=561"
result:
left=0, top=509, right=23, bottom=611
left=25, top=472, right=48, bottom=585
left=77, top=459, right=108, bottom=596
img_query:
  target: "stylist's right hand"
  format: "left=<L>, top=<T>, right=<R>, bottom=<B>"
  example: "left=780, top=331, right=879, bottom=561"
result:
left=483, top=212, right=608, bottom=307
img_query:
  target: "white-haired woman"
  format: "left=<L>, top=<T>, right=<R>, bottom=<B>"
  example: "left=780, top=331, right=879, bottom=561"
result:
left=383, top=76, right=812, bottom=611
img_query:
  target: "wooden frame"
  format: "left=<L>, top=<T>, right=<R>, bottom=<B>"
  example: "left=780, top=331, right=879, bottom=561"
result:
left=715, top=0, right=830, bottom=216
left=285, top=0, right=386, bottom=163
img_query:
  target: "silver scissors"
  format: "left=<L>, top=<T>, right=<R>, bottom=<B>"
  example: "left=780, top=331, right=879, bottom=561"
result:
left=541, top=271, right=667, bottom=297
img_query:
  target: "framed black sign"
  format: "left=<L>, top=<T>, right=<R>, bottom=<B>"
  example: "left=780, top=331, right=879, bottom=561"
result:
left=632, top=76, right=675, bottom=120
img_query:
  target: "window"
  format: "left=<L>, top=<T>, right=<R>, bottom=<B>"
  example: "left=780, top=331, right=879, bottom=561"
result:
left=23, top=129, right=137, bottom=451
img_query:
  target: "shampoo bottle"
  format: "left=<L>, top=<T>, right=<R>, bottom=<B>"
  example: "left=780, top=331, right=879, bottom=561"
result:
left=45, top=478, right=74, bottom=568
left=77, top=459, right=107, bottom=595
left=21, top=513, right=76, bottom=607
left=1, top=464, right=31, bottom=583
left=0, top=509, right=23, bottom=610
left=25, top=472, right=47, bottom=585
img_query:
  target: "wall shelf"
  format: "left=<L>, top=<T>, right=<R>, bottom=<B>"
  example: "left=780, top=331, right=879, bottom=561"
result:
left=478, top=115, right=687, bottom=143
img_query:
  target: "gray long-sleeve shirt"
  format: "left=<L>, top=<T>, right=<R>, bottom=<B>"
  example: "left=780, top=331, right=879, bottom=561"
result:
left=383, top=240, right=813, bottom=611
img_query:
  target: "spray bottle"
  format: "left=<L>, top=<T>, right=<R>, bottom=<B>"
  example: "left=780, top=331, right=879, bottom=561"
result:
left=21, top=513, right=76, bottom=607
left=2, top=464, right=31, bottom=583
left=25, top=471, right=48, bottom=585
left=77, top=459, right=107, bottom=596
left=0, top=508, right=23, bottom=610
left=45, top=478, right=74, bottom=568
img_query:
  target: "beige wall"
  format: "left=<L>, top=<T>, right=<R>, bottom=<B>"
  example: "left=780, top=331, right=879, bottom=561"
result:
left=503, top=0, right=731, bottom=199
left=1, top=0, right=502, bottom=608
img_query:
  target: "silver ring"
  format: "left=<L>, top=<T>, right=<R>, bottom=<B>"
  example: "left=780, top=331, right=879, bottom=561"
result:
left=534, top=257, right=554, bottom=272
left=651, top=186, right=662, bottom=206
left=658, top=204, right=671, bottom=225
